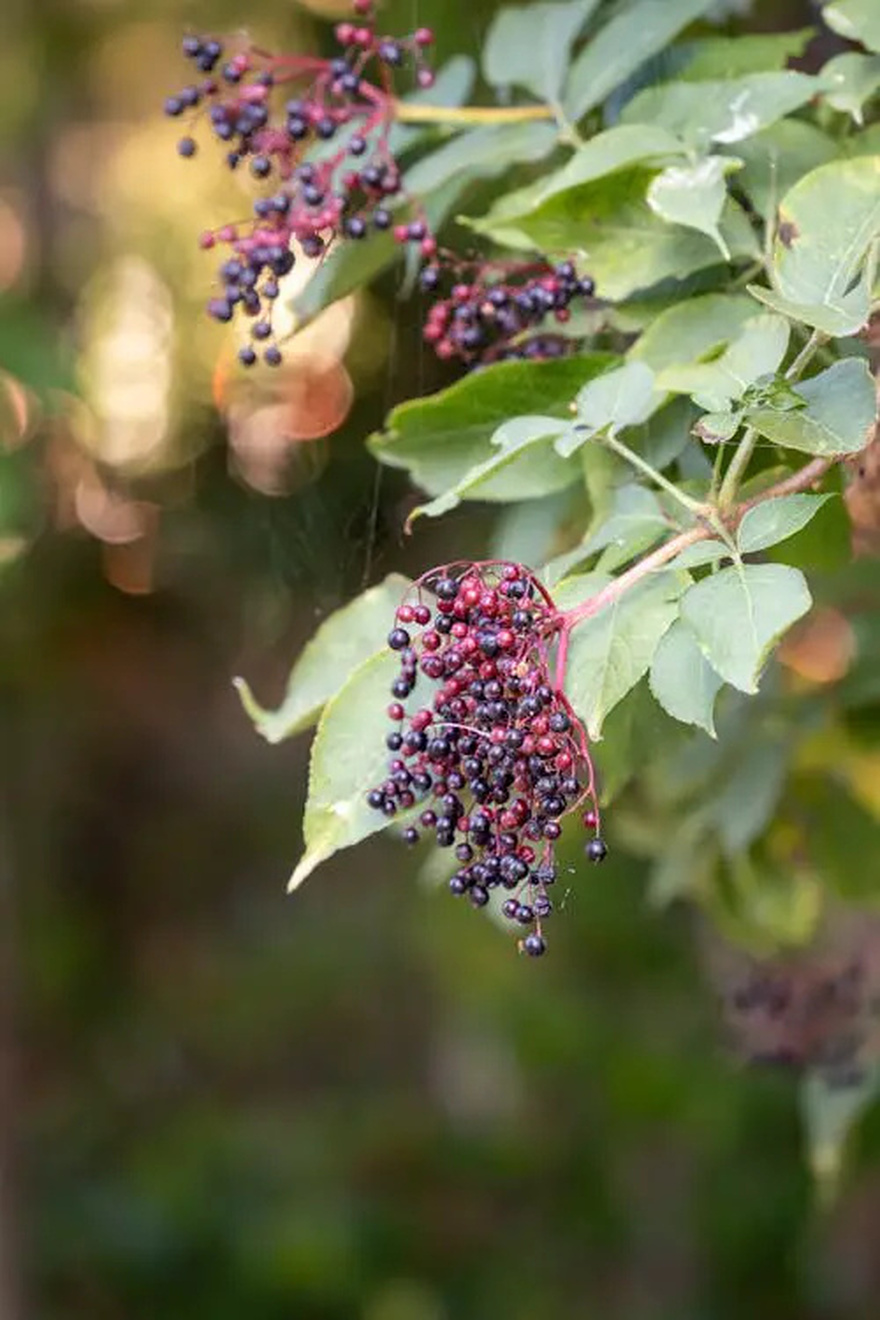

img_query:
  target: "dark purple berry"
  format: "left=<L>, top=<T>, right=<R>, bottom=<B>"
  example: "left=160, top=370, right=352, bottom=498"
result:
left=388, top=628, right=410, bottom=651
left=586, top=837, right=607, bottom=863
left=524, top=933, right=546, bottom=957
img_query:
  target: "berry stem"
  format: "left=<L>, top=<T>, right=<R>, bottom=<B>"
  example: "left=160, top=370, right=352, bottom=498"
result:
left=393, top=101, right=556, bottom=125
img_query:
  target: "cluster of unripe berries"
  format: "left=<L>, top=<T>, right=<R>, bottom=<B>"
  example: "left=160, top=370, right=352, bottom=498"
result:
left=366, top=562, right=607, bottom=957
left=164, top=4, right=435, bottom=367
left=420, top=261, right=596, bottom=366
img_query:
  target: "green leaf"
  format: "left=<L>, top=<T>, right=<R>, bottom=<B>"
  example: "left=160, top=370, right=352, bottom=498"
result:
left=233, top=574, right=409, bottom=743
left=666, top=538, right=731, bottom=570
left=647, top=156, right=740, bottom=258
left=559, top=571, right=686, bottom=737
left=679, top=30, right=813, bottom=81
left=656, top=313, right=789, bottom=410
left=408, top=416, right=571, bottom=522
left=583, top=485, right=670, bottom=572
left=290, top=649, right=406, bottom=890
left=502, top=168, right=754, bottom=301
left=821, top=52, right=880, bottom=125
left=556, top=361, right=657, bottom=455
left=404, top=120, right=559, bottom=196
left=763, top=155, right=880, bottom=335
left=563, top=0, right=718, bottom=123
left=620, top=71, right=818, bottom=151
left=802, top=1067, right=880, bottom=1197
left=516, top=123, right=685, bottom=209
left=679, top=562, right=812, bottom=693
left=747, top=283, right=872, bottom=338
left=747, top=358, right=877, bottom=458
left=823, top=0, right=880, bottom=53
left=649, top=619, right=724, bottom=735
left=693, top=411, right=740, bottom=443
left=483, top=0, right=600, bottom=103
left=369, top=355, right=613, bottom=497
left=737, top=493, right=835, bottom=555
left=731, top=119, right=837, bottom=218
left=629, top=292, right=755, bottom=373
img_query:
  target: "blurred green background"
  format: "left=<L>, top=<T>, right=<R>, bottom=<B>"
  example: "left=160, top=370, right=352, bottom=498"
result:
left=3, top=0, right=880, bottom=1317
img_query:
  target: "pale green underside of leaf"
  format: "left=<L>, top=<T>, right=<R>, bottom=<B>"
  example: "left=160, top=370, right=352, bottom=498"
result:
left=557, top=361, right=658, bottom=455
left=821, top=51, right=880, bottom=124
left=480, top=168, right=758, bottom=301
left=290, top=649, right=405, bottom=891
left=233, top=574, right=409, bottom=744
left=679, top=562, right=812, bottom=693
left=768, top=155, right=880, bottom=326
left=748, top=283, right=871, bottom=336
left=656, top=313, right=789, bottom=410
left=403, top=120, right=559, bottom=197
left=747, top=358, right=877, bottom=457
left=649, top=618, right=724, bottom=736
left=629, top=293, right=756, bottom=373
left=620, top=70, right=818, bottom=150
left=823, top=0, right=880, bottom=53
left=369, top=355, right=614, bottom=497
left=560, top=571, right=688, bottom=738
left=408, top=417, right=572, bottom=522
left=737, top=493, right=835, bottom=555
left=647, top=156, right=741, bottom=258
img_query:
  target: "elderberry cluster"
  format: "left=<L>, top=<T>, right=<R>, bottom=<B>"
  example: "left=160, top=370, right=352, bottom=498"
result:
left=366, top=562, right=606, bottom=956
left=164, top=4, right=435, bottom=366
left=420, top=261, right=596, bottom=366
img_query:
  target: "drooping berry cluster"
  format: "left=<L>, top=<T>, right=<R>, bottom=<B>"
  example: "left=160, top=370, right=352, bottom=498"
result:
left=164, top=4, right=435, bottom=366
left=420, top=260, right=596, bottom=366
left=366, top=562, right=607, bottom=956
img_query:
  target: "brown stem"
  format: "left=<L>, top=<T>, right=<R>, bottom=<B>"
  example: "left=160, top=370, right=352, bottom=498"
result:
left=560, top=455, right=840, bottom=632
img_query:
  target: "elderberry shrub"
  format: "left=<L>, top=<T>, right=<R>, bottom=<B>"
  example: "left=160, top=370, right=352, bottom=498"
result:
left=165, top=4, right=435, bottom=366
left=420, top=260, right=596, bottom=367
left=366, top=561, right=607, bottom=957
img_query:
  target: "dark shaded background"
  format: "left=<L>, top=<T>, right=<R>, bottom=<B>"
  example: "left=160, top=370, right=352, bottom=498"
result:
left=4, top=1, right=880, bottom=1317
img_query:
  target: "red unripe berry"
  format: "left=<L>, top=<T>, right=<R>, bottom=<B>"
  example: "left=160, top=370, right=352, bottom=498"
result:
left=199, top=231, right=216, bottom=249
left=452, top=283, right=471, bottom=302
left=423, top=323, right=443, bottom=343
left=478, top=661, right=497, bottom=680
left=397, top=604, right=414, bottom=623
left=460, top=636, right=477, bottom=655
left=555, top=308, right=571, bottom=323
left=452, top=622, right=468, bottom=638
left=537, top=736, right=556, bottom=757
left=422, top=630, right=440, bottom=651
left=393, top=224, right=409, bottom=243
left=500, top=810, right=518, bottom=830
left=411, top=709, right=433, bottom=731
left=497, top=629, right=515, bottom=650
left=336, top=21, right=355, bottom=42
left=462, top=586, right=480, bottom=608
left=436, top=339, right=455, bottom=359
left=353, top=26, right=372, bottom=45
left=436, top=599, right=455, bottom=614
left=583, top=809, right=598, bottom=829
left=353, top=0, right=372, bottom=12
left=414, top=26, right=434, bottom=45
left=420, top=236, right=437, bottom=257
left=522, top=736, right=536, bottom=755
left=556, top=751, right=573, bottom=771
left=518, top=845, right=536, bottom=865
left=387, top=702, right=404, bottom=721
left=413, top=604, right=431, bottom=625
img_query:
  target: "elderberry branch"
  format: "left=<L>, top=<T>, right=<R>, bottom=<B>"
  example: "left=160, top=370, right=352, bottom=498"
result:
left=559, top=453, right=841, bottom=636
